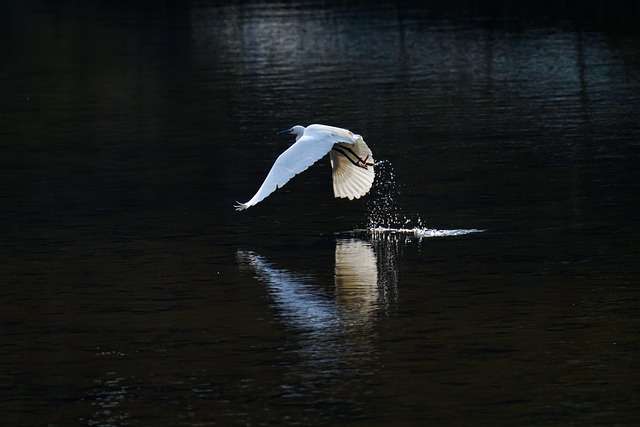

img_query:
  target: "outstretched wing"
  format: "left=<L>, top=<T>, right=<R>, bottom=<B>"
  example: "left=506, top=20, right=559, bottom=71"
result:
left=330, top=136, right=375, bottom=200
left=235, top=134, right=335, bottom=210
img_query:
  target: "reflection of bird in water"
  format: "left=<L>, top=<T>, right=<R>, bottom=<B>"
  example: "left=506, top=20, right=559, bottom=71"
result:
left=334, top=239, right=379, bottom=319
left=237, top=250, right=339, bottom=335
left=235, top=124, right=375, bottom=210
left=237, top=239, right=400, bottom=399
left=237, top=239, right=398, bottom=336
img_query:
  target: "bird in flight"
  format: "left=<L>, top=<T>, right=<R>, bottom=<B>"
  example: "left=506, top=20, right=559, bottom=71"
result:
left=235, top=124, right=375, bottom=211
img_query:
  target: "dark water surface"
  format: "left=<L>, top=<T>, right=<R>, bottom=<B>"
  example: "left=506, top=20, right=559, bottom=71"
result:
left=3, top=1, right=640, bottom=425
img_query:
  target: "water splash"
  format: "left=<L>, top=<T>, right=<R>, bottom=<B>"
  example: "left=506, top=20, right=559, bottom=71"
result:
left=370, top=226, right=483, bottom=239
left=367, top=160, right=404, bottom=229
left=366, top=160, right=483, bottom=239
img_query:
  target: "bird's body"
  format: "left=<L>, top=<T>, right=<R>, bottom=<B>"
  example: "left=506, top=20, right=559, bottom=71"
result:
left=235, top=124, right=374, bottom=211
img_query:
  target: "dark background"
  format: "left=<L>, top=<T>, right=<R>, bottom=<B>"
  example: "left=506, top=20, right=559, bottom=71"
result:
left=2, top=1, right=640, bottom=425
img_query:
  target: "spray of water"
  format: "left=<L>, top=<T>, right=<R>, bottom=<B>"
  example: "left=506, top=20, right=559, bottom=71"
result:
left=366, top=160, right=404, bottom=229
left=365, top=160, right=483, bottom=239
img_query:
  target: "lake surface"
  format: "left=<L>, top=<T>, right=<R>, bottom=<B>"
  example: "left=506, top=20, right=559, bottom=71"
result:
left=2, top=1, right=640, bottom=425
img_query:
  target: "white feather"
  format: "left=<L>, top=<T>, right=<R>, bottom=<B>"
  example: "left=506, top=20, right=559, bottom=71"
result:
left=330, top=137, right=375, bottom=200
left=236, top=124, right=374, bottom=210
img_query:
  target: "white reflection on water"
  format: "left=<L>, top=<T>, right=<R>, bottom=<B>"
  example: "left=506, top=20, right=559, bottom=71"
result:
left=237, top=251, right=340, bottom=334
left=237, top=238, right=399, bottom=366
left=334, top=239, right=379, bottom=321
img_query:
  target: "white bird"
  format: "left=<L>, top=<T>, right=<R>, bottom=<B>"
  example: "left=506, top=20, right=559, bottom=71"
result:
left=235, top=124, right=375, bottom=211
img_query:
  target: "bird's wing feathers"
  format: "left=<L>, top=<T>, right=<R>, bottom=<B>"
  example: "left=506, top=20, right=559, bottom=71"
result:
left=235, top=134, right=336, bottom=210
left=307, top=124, right=361, bottom=143
left=330, top=136, right=375, bottom=200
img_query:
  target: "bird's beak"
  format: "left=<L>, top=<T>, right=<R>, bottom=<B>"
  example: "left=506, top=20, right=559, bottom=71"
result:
left=277, top=128, right=291, bottom=135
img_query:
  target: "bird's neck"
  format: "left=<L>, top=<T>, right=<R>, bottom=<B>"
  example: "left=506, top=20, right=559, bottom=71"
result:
left=293, top=126, right=306, bottom=141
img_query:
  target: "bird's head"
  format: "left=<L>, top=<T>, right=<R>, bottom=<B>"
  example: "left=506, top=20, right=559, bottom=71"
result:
left=278, top=125, right=306, bottom=140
